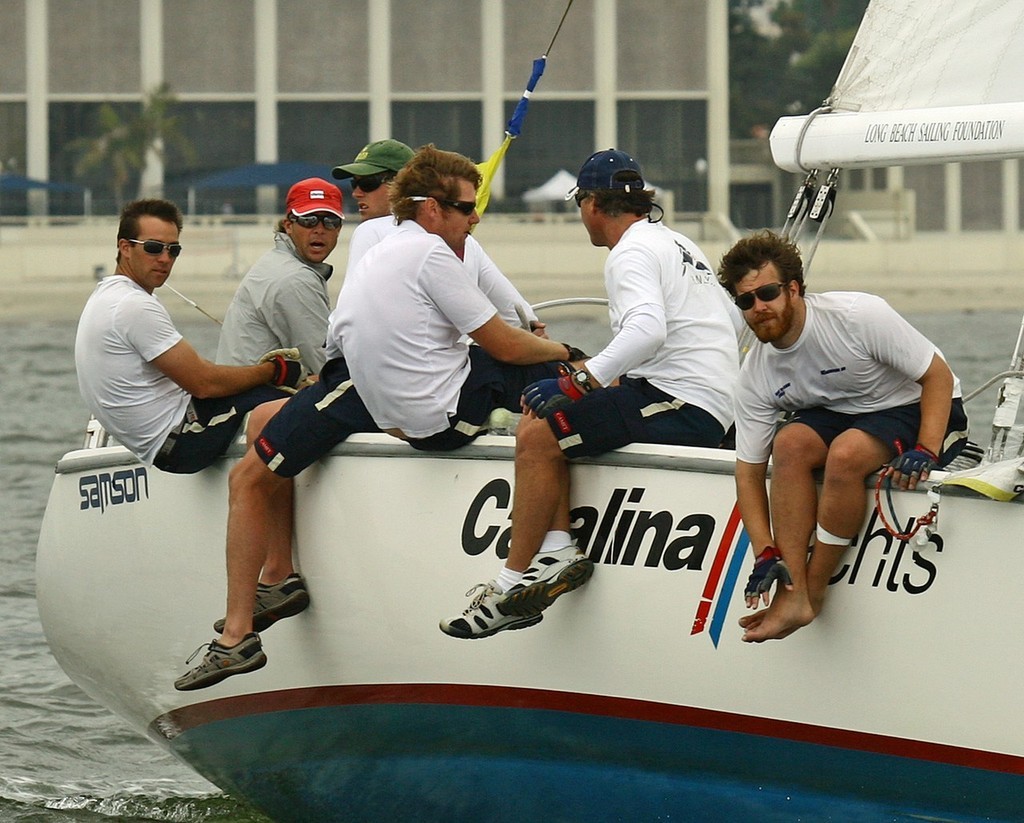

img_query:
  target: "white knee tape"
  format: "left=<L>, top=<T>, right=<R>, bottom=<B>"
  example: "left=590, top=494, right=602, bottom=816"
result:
left=816, top=524, right=853, bottom=546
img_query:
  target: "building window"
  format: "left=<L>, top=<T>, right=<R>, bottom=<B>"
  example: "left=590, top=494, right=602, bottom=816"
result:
left=50, top=101, right=141, bottom=214
left=904, top=166, right=946, bottom=232
left=165, top=102, right=256, bottom=213
left=391, top=101, right=482, bottom=166
left=961, top=161, right=1002, bottom=231
left=500, top=100, right=594, bottom=200
left=279, top=102, right=370, bottom=168
left=618, top=99, right=708, bottom=210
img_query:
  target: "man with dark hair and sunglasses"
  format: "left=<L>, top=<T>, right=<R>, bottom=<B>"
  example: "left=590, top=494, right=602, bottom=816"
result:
left=333, top=138, right=545, bottom=334
left=216, top=178, right=344, bottom=376
left=75, top=198, right=304, bottom=476
left=717, top=229, right=969, bottom=643
left=174, top=145, right=577, bottom=690
left=439, top=149, right=741, bottom=640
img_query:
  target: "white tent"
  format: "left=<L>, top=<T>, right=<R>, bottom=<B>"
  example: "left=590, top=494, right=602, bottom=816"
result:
left=522, top=169, right=578, bottom=203
left=523, top=168, right=667, bottom=203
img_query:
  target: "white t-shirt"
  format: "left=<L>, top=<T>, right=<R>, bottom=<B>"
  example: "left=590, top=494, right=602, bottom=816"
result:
left=345, top=215, right=394, bottom=276
left=75, top=276, right=190, bottom=464
left=329, top=221, right=498, bottom=437
left=734, top=291, right=961, bottom=464
left=328, top=216, right=537, bottom=361
left=583, top=219, right=739, bottom=429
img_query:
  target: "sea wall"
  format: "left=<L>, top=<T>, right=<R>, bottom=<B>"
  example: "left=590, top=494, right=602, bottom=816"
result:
left=2, top=216, right=1023, bottom=322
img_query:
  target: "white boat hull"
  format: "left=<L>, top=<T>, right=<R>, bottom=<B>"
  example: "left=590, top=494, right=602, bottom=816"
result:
left=36, top=435, right=1024, bottom=821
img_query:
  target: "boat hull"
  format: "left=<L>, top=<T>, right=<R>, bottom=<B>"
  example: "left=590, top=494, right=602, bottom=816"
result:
left=36, top=435, right=1024, bottom=821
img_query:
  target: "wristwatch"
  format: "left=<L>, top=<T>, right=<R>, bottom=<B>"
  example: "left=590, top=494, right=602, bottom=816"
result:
left=571, top=369, right=594, bottom=393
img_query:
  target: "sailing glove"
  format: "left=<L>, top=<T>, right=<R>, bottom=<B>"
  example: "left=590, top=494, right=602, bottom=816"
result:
left=523, top=374, right=585, bottom=418
left=889, top=444, right=939, bottom=478
left=744, top=546, right=793, bottom=607
left=259, top=347, right=304, bottom=389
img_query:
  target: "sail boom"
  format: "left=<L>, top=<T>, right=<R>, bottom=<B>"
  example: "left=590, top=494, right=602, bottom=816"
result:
left=770, top=102, right=1024, bottom=172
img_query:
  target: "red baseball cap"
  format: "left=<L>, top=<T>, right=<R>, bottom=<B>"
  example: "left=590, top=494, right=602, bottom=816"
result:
left=286, top=178, right=344, bottom=217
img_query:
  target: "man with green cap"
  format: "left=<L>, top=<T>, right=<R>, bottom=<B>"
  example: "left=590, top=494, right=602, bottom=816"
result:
left=332, top=138, right=544, bottom=334
left=332, top=138, right=414, bottom=224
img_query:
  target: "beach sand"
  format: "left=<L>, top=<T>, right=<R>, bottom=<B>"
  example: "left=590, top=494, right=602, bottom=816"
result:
left=2, top=217, right=1024, bottom=323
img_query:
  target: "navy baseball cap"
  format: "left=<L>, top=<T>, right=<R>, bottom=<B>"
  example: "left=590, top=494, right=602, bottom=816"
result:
left=566, top=149, right=645, bottom=199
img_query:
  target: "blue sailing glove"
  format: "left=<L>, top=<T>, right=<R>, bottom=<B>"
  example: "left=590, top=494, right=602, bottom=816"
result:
left=744, top=546, right=792, bottom=607
left=889, top=444, right=939, bottom=478
left=522, top=374, right=585, bottom=418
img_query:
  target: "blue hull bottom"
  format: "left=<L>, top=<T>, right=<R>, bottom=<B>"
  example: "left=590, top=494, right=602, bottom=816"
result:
left=164, top=701, right=1021, bottom=822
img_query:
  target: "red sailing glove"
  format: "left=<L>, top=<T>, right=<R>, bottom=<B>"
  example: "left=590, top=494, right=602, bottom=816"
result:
left=258, top=348, right=304, bottom=389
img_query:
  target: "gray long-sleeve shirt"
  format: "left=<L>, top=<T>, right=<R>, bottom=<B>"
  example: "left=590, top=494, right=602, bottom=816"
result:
left=216, top=232, right=332, bottom=374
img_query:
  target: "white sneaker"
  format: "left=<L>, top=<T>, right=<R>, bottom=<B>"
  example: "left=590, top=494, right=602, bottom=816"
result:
left=439, top=581, right=543, bottom=639
left=501, top=545, right=594, bottom=618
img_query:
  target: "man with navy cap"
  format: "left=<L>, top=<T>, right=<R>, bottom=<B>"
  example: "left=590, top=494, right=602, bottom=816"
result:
left=440, top=149, right=741, bottom=640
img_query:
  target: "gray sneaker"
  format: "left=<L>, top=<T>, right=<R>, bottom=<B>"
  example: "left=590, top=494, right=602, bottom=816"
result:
left=213, top=573, right=310, bottom=634
left=500, top=545, right=594, bottom=617
left=439, top=582, right=544, bottom=639
left=174, top=632, right=267, bottom=691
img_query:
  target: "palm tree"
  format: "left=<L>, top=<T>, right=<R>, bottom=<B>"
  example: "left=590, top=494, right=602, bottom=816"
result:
left=69, top=83, right=194, bottom=204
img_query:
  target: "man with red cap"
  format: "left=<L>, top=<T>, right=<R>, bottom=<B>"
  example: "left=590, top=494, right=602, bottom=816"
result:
left=217, top=178, right=345, bottom=376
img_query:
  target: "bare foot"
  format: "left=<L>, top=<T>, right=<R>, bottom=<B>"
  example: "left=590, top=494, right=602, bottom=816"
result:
left=741, top=591, right=815, bottom=642
left=738, top=610, right=766, bottom=630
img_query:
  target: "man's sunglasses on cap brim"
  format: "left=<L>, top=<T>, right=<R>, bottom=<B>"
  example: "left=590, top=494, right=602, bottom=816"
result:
left=289, top=212, right=344, bottom=230
left=128, top=238, right=183, bottom=258
left=734, top=282, right=785, bottom=311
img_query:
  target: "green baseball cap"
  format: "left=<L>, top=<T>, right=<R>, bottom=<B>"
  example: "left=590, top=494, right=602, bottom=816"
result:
left=332, top=139, right=414, bottom=179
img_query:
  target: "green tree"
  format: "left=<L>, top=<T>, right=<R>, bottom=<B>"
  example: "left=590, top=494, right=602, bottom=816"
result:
left=729, top=0, right=869, bottom=138
left=69, top=83, right=194, bottom=205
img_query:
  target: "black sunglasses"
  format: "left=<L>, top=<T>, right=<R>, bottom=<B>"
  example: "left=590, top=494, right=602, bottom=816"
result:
left=734, top=282, right=785, bottom=311
left=289, top=212, right=344, bottom=230
left=351, top=173, right=391, bottom=193
left=128, top=238, right=183, bottom=258
left=573, top=190, right=591, bottom=207
left=410, top=195, right=476, bottom=216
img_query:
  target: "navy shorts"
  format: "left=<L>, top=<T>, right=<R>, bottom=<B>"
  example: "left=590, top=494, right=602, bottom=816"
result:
left=407, top=347, right=562, bottom=452
left=543, top=376, right=726, bottom=459
left=153, top=384, right=289, bottom=474
left=785, top=398, right=970, bottom=466
left=252, top=357, right=380, bottom=478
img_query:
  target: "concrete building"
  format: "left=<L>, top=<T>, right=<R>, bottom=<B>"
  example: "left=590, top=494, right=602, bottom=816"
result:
left=0, top=0, right=730, bottom=219
left=3, top=0, right=1021, bottom=238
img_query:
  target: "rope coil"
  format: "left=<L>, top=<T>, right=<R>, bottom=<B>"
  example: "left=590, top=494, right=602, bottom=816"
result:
left=873, top=472, right=939, bottom=542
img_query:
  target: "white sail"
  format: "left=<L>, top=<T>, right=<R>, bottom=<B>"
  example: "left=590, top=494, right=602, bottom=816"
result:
left=770, top=0, right=1024, bottom=171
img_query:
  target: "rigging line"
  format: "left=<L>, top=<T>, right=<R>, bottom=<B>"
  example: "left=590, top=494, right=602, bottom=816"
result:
left=164, top=284, right=223, bottom=326
left=545, top=0, right=575, bottom=57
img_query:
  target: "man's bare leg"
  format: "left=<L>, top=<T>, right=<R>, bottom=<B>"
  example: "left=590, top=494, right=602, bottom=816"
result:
left=507, top=414, right=570, bottom=572
left=219, top=445, right=290, bottom=647
left=806, top=428, right=890, bottom=613
left=742, top=423, right=824, bottom=642
left=241, top=399, right=295, bottom=586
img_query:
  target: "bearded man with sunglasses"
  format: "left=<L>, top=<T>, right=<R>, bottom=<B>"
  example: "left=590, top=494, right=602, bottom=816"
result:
left=216, top=178, right=344, bottom=376
left=717, top=230, right=969, bottom=643
left=75, top=198, right=304, bottom=477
